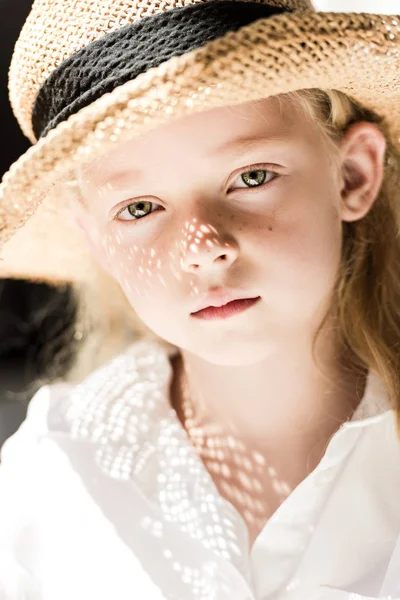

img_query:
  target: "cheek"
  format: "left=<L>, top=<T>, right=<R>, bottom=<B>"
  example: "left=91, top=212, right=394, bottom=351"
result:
left=254, top=189, right=342, bottom=312
left=98, top=231, right=178, bottom=308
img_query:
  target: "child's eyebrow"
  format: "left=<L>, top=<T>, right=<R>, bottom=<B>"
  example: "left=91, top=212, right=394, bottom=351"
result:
left=210, top=133, right=289, bottom=157
left=82, top=163, right=140, bottom=190
left=93, top=169, right=141, bottom=190
left=87, top=134, right=288, bottom=189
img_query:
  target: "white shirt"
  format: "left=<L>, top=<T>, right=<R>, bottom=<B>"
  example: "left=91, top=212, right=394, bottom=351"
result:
left=0, top=339, right=399, bottom=600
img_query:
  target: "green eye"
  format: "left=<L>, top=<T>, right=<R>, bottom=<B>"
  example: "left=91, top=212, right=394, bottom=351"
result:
left=127, top=201, right=152, bottom=219
left=117, top=200, right=156, bottom=222
left=241, top=170, right=267, bottom=187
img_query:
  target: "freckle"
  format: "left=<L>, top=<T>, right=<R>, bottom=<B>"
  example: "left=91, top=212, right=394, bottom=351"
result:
left=268, top=227, right=273, bottom=231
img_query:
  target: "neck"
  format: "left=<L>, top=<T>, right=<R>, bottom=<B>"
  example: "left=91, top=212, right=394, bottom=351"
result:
left=169, top=326, right=367, bottom=545
left=170, top=326, right=367, bottom=470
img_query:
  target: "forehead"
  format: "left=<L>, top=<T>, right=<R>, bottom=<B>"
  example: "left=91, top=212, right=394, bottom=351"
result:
left=81, top=95, right=311, bottom=187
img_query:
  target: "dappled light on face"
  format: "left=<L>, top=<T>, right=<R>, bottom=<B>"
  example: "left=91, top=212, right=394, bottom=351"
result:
left=178, top=217, right=237, bottom=274
left=100, top=230, right=171, bottom=299
left=97, top=207, right=240, bottom=311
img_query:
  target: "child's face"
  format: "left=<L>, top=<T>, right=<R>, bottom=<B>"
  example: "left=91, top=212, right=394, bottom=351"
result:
left=74, top=96, right=370, bottom=365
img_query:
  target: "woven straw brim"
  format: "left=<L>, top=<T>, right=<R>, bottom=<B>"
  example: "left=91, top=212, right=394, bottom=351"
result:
left=1, top=10, right=399, bottom=284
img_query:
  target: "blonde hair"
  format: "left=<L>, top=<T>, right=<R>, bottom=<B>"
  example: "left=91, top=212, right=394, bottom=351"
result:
left=56, top=88, right=400, bottom=436
left=292, top=89, right=400, bottom=436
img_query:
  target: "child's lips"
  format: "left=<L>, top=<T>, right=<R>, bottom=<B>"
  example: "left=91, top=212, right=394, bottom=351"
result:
left=190, top=297, right=261, bottom=320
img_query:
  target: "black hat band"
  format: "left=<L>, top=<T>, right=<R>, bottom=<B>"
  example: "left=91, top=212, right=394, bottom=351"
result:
left=32, top=1, right=288, bottom=140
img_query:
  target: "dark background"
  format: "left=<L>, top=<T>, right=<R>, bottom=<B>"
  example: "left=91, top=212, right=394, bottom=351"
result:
left=0, top=0, right=74, bottom=450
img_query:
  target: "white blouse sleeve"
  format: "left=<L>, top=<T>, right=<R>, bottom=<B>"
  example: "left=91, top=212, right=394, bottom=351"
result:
left=0, top=385, right=63, bottom=600
left=380, top=529, right=400, bottom=596
left=0, top=555, right=42, bottom=600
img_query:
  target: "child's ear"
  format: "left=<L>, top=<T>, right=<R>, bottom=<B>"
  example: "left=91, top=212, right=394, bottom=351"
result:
left=339, top=121, right=386, bottom=223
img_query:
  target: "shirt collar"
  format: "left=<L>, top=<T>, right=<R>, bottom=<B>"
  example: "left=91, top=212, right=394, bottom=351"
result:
left=55, top=338, right=394, bottom=582
left=348, top=369, right=392, bottom=425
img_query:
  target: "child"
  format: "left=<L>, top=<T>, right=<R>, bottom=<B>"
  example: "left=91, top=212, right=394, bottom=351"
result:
left=0, top=0, right=400, bottom=598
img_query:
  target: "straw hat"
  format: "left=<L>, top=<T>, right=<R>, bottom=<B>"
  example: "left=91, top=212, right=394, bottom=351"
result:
left=0, top=0, right=399, bottom=283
